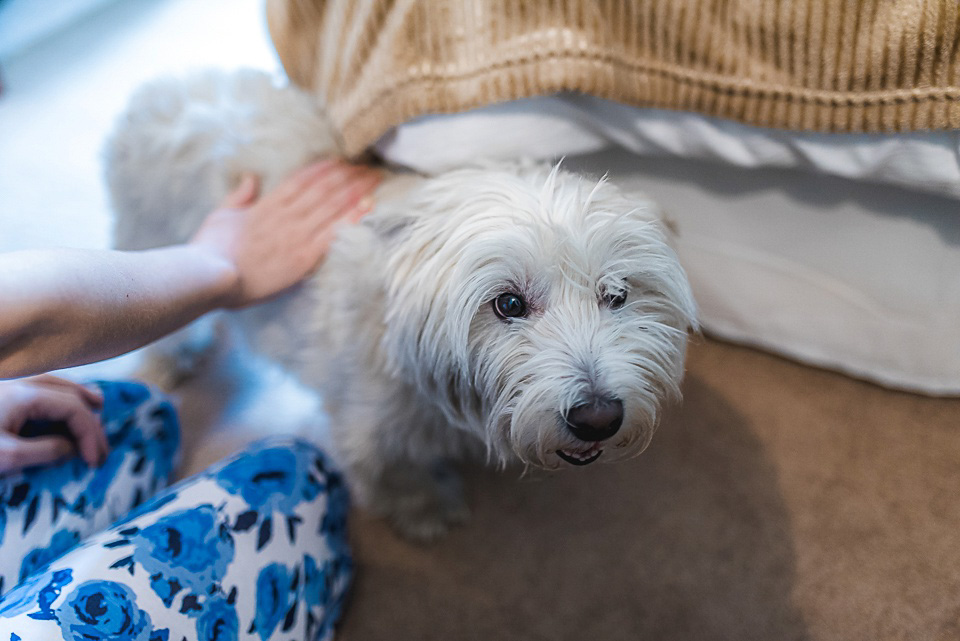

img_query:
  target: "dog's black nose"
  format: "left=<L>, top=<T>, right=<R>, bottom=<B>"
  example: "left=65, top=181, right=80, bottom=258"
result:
left=564, top=398, right=623, bottom=442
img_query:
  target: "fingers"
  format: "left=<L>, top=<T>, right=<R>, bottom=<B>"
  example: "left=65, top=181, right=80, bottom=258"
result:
left=22, top=386, right=107, bottom=467
left=0, top=434, right=75, bottom=471
left=290, top=164, right=382, bottom=220
left=226, top=159, right=376, bottom=214
left=82, top=384, right=104, bottom=409
left=287, top=160, right=380, bottom=205
left=307, top=166, right=381, bottom=253
left=209, top=158, right=383, bottom=308
left=271, top=159, right=338, bottom=202
left=78, top=384, right=104, bottom=409
left=221, top=173, right=260, bottom=209
left=26, top=374, right=103, bottom=409
left=317, top=169, right=382, bottom=213
left=349, top=196, right=377, bottom=220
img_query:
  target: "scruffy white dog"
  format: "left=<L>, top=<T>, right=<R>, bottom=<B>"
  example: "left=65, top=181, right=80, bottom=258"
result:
left=106, top=70, right=698, bottom=540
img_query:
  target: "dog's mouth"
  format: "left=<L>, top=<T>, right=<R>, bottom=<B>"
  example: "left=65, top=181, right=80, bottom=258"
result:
left=556, top=444, right=603, bottom=466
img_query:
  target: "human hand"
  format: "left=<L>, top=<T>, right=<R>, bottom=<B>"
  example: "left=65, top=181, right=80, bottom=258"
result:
left=0, top=376, right=108, bottom=473
left=190, top=159, right=382, bottom=308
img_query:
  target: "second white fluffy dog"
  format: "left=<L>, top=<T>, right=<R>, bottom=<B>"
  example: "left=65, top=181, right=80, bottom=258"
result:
left=107, top=70, right=698, bottom=540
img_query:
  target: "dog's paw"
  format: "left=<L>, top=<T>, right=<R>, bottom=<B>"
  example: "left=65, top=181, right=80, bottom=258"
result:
left=390, top=502, right=468, bottom=543
left=371, top=461, right=470, bottom=543
left=134, top=317, right=220, bottom=391
left=136, top=347, right=205, bottom=391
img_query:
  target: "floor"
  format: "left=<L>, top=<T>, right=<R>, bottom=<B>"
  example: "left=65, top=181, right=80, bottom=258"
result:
left=338, top=339, right=960, bottom=641
left=2, top=3, right=960, bottom=640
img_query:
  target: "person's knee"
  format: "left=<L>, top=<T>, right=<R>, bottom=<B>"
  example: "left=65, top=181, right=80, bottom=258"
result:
left=211, top=438, right=348, bottom=523
left=92, top=381, right=178, bottom=444
left=89, top=381, right=181, bottom=486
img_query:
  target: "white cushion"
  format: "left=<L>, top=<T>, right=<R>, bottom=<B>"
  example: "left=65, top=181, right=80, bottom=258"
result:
left=376, top=94, right=960, bottom=202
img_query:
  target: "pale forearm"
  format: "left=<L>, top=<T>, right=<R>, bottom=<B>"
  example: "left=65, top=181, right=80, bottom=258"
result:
left=0, top=161, right=379, bottom=379
left=0, top=246, right=237, bottom=378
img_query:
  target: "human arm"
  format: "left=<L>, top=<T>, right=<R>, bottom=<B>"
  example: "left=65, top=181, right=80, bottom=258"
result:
left=0, top=159, right=381, bottom=379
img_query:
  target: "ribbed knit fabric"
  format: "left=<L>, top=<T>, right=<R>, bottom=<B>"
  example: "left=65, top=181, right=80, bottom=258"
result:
left=267, top=0, right=960, bottom=156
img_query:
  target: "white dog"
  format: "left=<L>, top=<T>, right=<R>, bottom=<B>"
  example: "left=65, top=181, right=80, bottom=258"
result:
left=106, top=70, right=698, bottom=540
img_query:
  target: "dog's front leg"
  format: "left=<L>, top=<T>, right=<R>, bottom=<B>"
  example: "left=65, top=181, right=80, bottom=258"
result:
left=363, top=457, right=470, bottom=542
left=328, top=380, right=475, bottom=542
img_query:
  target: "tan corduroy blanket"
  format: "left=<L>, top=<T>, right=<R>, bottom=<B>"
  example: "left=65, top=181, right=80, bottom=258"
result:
left=268, top=0, right=960, bottom=156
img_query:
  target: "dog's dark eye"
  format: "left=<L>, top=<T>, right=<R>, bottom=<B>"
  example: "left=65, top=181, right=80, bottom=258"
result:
left=493, top=293, right=527, bottom=320
left=604, top=291, right=627, bottom=309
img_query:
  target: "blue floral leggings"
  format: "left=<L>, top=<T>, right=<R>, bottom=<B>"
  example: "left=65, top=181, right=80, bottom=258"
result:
left=0, top=382, right=351, bottom=641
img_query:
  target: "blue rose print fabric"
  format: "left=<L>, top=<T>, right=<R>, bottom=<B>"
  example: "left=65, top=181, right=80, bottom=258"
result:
left=0, top=382, right=180, bottom=595
left=0, top=382, right=352, bottom=641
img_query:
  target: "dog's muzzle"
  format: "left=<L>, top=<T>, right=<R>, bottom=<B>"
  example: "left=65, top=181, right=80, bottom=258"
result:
left=557, top=397, right=624, bottom=466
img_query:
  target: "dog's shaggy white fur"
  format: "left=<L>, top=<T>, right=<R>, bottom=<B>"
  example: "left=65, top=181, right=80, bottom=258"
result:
left=106, top=70, right=698, bottom=540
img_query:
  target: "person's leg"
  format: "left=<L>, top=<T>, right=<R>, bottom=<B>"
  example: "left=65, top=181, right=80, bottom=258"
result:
left=0, top=437, right=352, bottom=641
left=0, top=381, right=180, bottom=596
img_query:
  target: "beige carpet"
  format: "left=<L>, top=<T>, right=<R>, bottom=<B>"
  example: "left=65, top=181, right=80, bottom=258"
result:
left=339, top=337, right=960, bottom=641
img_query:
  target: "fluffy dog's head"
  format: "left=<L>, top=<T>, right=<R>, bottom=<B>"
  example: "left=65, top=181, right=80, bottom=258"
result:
left=380, top=164, right=697, bottom=469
